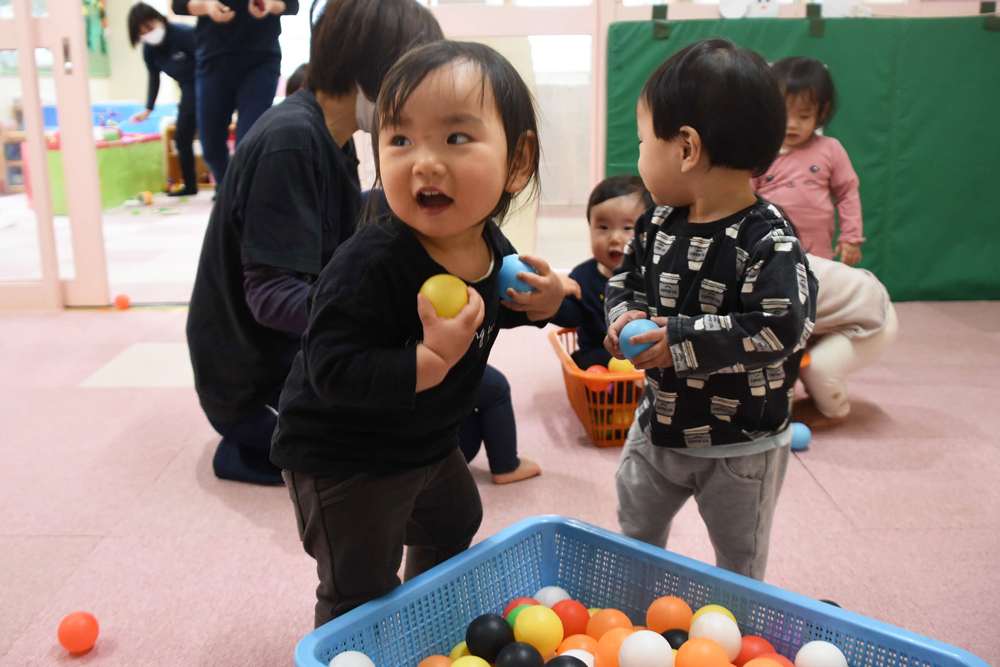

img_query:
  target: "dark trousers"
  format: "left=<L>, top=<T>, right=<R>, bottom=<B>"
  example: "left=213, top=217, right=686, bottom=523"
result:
left=206, top=390, right=282, bottom=484
left=283, top=448, right=483, bottom=628
left=175, top=83, right=198, bottom=192
left=459, top=365, right=519, bottom=475
left=195, top=56, right=280, bottom=184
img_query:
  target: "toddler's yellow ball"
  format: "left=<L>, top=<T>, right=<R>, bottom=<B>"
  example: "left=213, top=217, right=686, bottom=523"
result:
left=420, top=274, right=469, bottom=319
left=514, top=604, right=564, bottom=656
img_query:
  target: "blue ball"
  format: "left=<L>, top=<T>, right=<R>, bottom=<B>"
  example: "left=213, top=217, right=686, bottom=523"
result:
left=499, top=254, right=537, bottom=297
left=791, top=422, right=812, bottom=451
left=619, top=319, right=660, bottom=360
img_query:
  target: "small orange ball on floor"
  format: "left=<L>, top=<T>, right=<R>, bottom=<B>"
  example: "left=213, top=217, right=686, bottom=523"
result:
left=114, top=294, right=130, bottom=310
left=57, top=611, right=99, bottom=653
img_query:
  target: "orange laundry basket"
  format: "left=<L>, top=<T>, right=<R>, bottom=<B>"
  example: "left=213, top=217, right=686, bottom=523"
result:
left=548, top=328, right=645, bottom=447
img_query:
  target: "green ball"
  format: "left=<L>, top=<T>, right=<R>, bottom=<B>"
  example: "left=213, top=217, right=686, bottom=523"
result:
left=506, top=604, right=532, bottom=628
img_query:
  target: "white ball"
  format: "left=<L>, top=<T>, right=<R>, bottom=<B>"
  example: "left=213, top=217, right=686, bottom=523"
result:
left=561, top=649, right=595, bottom=667
left=689, top=612, right=742, bottom=661
left=329, top=651, right=376, bottom=667
left=795, top=641, right=848, bottom=667
left=618, top=630, right=675, bottom=667
left=534, top=586, right=572, bottom=608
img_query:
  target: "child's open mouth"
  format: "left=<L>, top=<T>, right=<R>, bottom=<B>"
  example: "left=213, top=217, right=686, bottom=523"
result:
left=416, top=189, right=454, bottom=213
left=608, top=251, right=624, bottom=264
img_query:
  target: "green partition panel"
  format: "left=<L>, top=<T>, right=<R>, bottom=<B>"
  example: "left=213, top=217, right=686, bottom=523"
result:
left=606, top=18, right=1000, bottom=301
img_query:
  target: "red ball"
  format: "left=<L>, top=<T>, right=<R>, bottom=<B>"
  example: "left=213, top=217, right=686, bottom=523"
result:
left=57, top=611, right=99, bottom=653
left=504, top=597, right=539, bottom=618
left=552, top=600, right=591, bottom=638
left=735, top=637, right=777, bottom=667
left=114, top=294, right=130, bottom=310
left=759, top=653, right=795, bottom=667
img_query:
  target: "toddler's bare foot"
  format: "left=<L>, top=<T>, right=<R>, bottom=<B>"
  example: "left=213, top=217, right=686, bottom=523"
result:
left=492, top=458, right=542, bottom=485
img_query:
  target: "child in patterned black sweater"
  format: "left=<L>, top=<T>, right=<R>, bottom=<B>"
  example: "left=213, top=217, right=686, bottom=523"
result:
left=605, top=39, right=818, bottom=580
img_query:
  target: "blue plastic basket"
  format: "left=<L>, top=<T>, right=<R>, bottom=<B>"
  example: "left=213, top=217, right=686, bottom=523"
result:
left=295, top=516, right=989, bottom=667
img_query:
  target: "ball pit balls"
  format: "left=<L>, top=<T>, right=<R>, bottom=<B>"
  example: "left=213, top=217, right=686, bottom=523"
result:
left=760, top=653, right=796, bottom=667
left=513, top=604, right=565, bottom=656
left=505, top=597, right=540, bottom=617
left=562, top=649, right=596, bottom=667
left=596, top=627, right=634, bottom=667
left=588, top=608, right=601, bottom=617
left=496, top=641, right=545, bottom=667
left=735, top=636, right=777, bottom=667
left=467, top=613, right=515, bottom=662
left=647, top=596, right=694, bottom=633
left=744, top=659, right=786, bottom=667
left=619, top=319, right=660, bottom=360
left=499, top=255, right=538, bottom=296
left=57, top=611, right=99, bottom=653
left=607, top=357, right=635, bottom=373
left=547, top=655, right=590, bottom=667
left=114, top=294, right=130, bottom=310
left=535, top=586, right=572, bottom=608
left=418, top=656, right=453, bottom=667
left=791, top=423, right=812, bottom=452
left=450, top=641, right=472, bottom=661
left=794, top=642, right=848, bottom=667
left=674, top=637, right=731, bottom=667
left=618, top=630, right=674, bottom=667
left=558, top=634, right=599, bottom=656
left=689, top=612, right=742, bottom=661
left=691, top=604, right=737, bottom=625
left=329, top=651, right=376, bottom=667
left=420, top=274, right=469, bottom=318
left=661, top=628, right=689, bottom=650
left=507, top=605, right=533, bottom=628
left=452, top=657, right=491, bottom=667
left=552, top=600, right=591, bottom=637
left=801, top=352, right=811, bottom=368
left=586, top=609, right=632, bottom=640
left=584, top=365, right=611, bottom=392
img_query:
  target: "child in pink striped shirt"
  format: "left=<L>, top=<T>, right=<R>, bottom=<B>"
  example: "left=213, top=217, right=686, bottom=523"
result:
left=753, top=57, right=864, bottom=266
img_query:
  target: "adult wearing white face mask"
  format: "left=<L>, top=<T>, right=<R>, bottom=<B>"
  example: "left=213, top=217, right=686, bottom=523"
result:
left=185, top=0, right=443, bottom=485
left=128, top=3, right=199, bottom=197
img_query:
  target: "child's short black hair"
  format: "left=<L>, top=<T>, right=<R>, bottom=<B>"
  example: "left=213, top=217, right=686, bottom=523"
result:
left=772, top=56, right=837, bottom=127
left=307, top=0, right=443, bottom=100
left=641, top=39, right=785, bottom=177
left=587, top=174, right=653, bottom=223
left=370, top=40, right=540, bottom=226
left=127, top=2, right=167, bottom=48
left=286, top=64, right=308, bottom=97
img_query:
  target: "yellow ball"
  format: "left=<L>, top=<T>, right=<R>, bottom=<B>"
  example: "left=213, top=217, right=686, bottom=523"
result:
left=420, top=274, right=469, bottom=319
left=608, top=358, right=635, bottom=373
left=589, top=608, right=601, bottom=617
left=691, top=604, right=737, bottom=625
left=514, top=604, right=565, bottom=656
left=451, top=658, right=489, bottom=667
left=449, top=641, right=471, bottom=661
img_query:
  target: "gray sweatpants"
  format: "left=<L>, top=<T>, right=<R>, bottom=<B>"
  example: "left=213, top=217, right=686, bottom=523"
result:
left=616, top=421, right=790, bottom=580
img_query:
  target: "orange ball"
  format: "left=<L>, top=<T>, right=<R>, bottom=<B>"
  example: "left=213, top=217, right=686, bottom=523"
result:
left=595, top=627, right=633, bottom=667
left=552, top=600, right=591, bottom=638
left=759, top=654, right=795, bottom=667
left=734, top=637, right=777, bottom=667
left=505, top=597, right=540, bottom=617
left=558, top=634, right=599, bottom=656
left=418, top=656, right=453, bottom=667
left=114, top=294, right=130, bottom=310
left=586, top=609, right=633, bottom=640
left=646, top=596, right=694, bottom=633
left=745, top=659, right=785, bottom=667
left=801, top=352, right=811, bottom=368
left=57, top=611, right=99, bottom=653
left=675, top=637, right=731, bottom=667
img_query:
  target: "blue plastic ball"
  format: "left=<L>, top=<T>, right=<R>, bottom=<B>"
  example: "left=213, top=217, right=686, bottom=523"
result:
left=499, top=255, right=538, bottom=297
left=791, top=422, right=812, bottom=451
left=619, top=319, right=660, bottom=360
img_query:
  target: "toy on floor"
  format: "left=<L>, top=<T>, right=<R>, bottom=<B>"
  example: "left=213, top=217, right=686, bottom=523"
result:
left=791, top=422, right=812, bottom=452
left=500, top=254, right=538, bottom=297
left=420, top=274, right=469, bottom=318
left=114, top=294, right=130, bottom=310
left=57, top=611, right=99, bottom=653
left=619, top=319, right=659, bottom=360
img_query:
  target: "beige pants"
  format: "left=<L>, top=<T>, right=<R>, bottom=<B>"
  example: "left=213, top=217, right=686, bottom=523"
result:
left=800, top=305, right=899, bottom=419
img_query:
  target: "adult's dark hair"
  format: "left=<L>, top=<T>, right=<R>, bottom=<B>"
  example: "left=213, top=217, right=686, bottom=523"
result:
left=127, top=2, right=167, bottom=48
left=285, top=63, right=308, bottom=97
left=641, top=38, right=785, bottom=177
left=307, top=0, right=443, bottom=100
left=772, top=56, right=837, bottom=127
left=369, top=40, right=541, bottom=227
left=587, top=174, right=653, bottom=223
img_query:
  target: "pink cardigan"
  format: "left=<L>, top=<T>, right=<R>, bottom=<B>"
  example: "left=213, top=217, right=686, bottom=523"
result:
left=752, top=134, right=864, bottom=259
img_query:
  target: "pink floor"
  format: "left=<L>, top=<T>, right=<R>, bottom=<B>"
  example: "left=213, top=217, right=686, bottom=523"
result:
left=1, top=302, right=998, bottom=666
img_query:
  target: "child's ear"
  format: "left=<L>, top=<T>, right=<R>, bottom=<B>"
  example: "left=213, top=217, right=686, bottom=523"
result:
left=819, top=103, right=830, bottom=124
left=505, top=130, right=538, bottom=194
left=678, top=126, right=702, bottom=174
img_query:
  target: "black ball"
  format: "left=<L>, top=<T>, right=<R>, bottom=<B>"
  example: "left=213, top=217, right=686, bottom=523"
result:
left=547, top=657, right=588, bottom=667
left=466, top=613, right=515, bottom=663
left=495, top=642, right=545, bottom=667
left=661, top=628, right=688, bottom=649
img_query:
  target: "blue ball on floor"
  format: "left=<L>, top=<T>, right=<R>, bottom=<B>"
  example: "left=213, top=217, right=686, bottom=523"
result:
left=620, top=319, right=660, bottom=360
left=791, top=422, right=812, bottom=451
left=499, top=255, right=538, bottom=297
